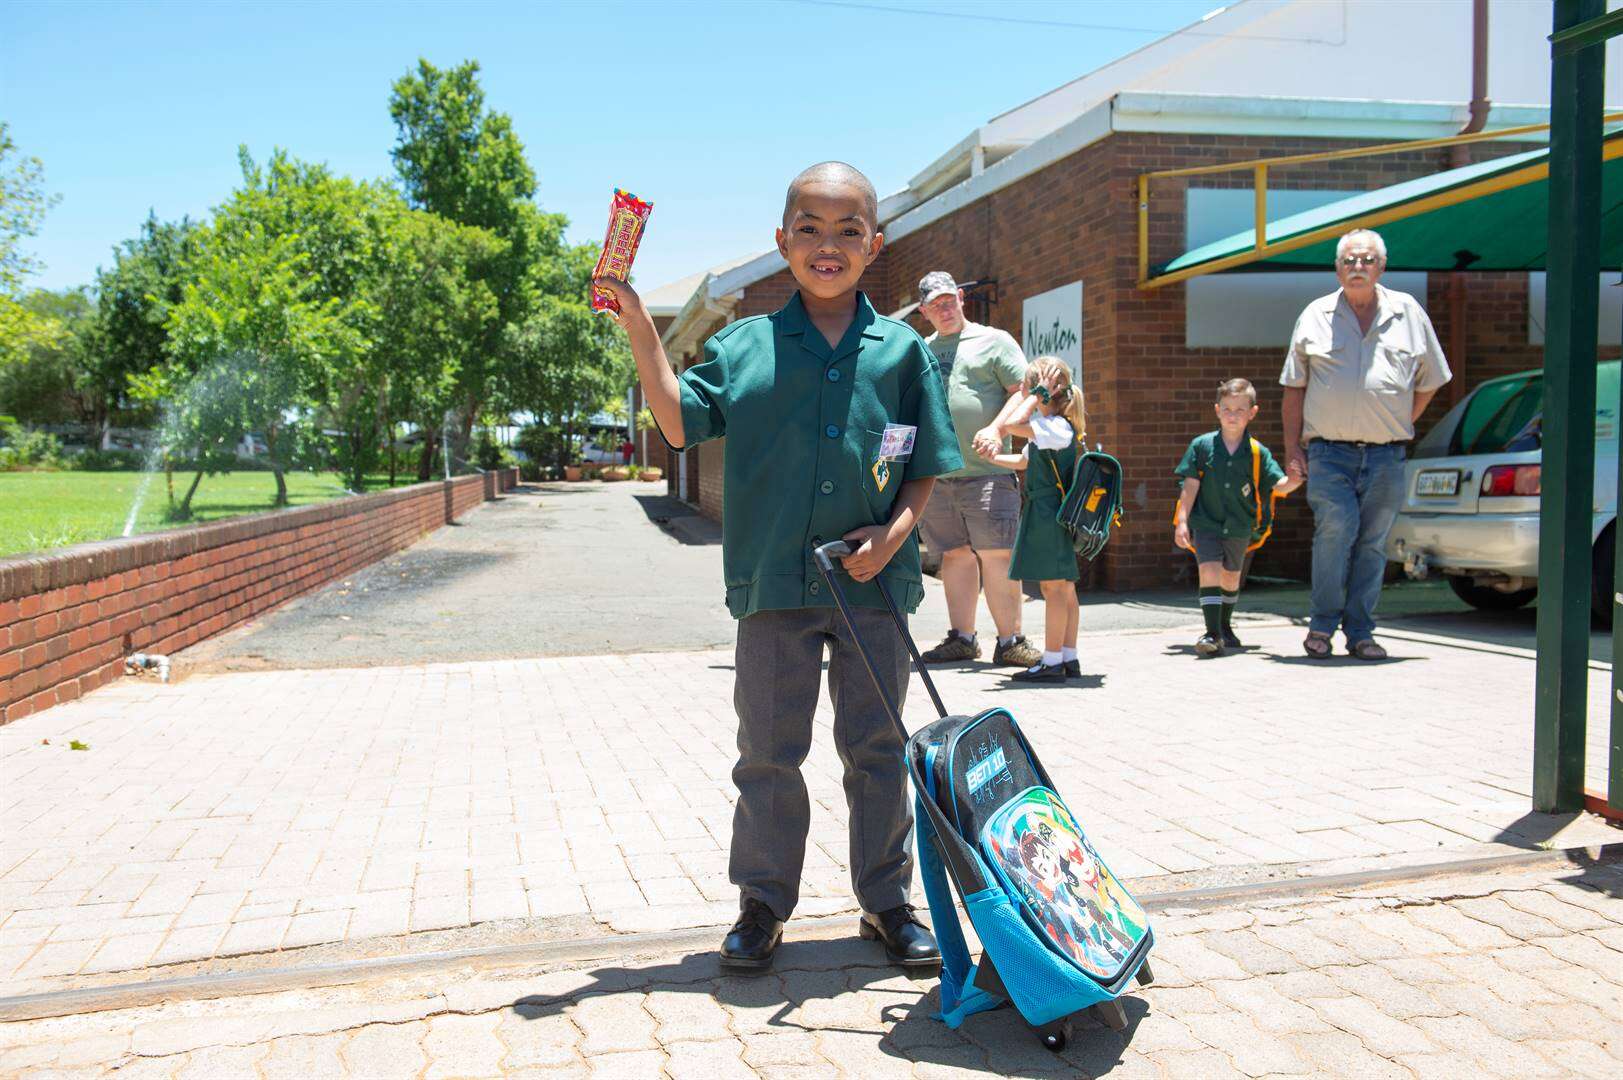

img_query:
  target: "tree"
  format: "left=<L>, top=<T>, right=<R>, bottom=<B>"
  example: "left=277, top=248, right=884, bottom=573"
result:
left=0, top=288, right=95, bottom=425
left=157, top=210, right=356, bottom=510
left=502, top=241, right=631, bottom=472
left=388, top=60, right=564, bottom=449
left=0, top=124, right=61, bottom=371
left=86, top=213, right=200, bottom=430
left=368, top=206, right=501, bottom=487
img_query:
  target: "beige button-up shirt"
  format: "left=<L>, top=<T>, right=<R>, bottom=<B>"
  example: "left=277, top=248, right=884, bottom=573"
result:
left=1280, top=284, right=1451, bottom=443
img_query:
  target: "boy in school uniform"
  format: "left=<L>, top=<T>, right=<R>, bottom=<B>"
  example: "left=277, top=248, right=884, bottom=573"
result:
left=1173, top=378, right=1301, bottom=657
left=593, top=162, right=962, bottom=972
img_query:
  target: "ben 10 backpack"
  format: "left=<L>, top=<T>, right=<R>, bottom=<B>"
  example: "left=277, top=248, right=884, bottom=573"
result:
left=1172, top=436, right=1288, bottom=555
left=1050, top=445, right=1124, bottom=562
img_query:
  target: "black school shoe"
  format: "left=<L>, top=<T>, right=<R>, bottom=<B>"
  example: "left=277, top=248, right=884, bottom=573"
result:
left=1194, top=634, right=1224, bottom=658
left=859, top=904, right=940, bottom=967
left=1064, top=658, right=1081, bottom=678
left=720, top=898, right=783, bottom=973
left=1221, top=628, right=1243, bottom=649
left=1011, top=661, right=1067, bottom=682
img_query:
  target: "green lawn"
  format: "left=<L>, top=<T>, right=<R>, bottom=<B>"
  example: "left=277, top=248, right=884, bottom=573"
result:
left=0, top=471, right=416, bottom=558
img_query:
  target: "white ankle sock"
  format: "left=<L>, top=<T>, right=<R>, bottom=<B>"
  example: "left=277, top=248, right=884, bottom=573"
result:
left=998, top=635, right=1017, bottom=647
left=1042, top=650, right=1062, bottom=666
left=1061, top=647, right=1077, bottom=662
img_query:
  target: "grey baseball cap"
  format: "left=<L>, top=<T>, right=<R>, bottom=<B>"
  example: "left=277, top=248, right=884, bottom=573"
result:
left=918, top=271, right=959, bottom=304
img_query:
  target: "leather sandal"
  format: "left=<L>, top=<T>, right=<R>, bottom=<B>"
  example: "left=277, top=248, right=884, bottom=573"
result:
left=1348, top=639, right=1388, bottom=661
left=1303, top=632, right=1333, bottom=659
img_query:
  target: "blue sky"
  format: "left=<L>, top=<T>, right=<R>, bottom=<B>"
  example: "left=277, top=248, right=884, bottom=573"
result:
left=5, top=0, right=1227, bottom=297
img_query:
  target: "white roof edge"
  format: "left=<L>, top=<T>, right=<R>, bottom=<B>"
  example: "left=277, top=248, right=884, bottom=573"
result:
left=708, top=249, right=785, bottom=299
left=1112, top=92, right=1564, bottom=138
left=885, top=101, right=1114, bottom=245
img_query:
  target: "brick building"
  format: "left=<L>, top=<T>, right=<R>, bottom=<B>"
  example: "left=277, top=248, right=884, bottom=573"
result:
left=648, top=0, right=1623, bottom=589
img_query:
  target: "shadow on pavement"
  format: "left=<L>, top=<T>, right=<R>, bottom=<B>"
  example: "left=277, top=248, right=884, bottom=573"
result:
left=632, top=493, right=722, bottom=546
left=507, top=939, right=1148, bottom=1076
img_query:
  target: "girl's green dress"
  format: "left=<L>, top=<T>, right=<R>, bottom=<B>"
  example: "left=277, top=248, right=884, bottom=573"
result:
left=1009, top=437, right=1080, bottom=581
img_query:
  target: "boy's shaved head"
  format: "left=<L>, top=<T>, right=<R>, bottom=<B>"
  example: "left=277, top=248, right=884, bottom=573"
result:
left=783, top=161, right=879, bottom=230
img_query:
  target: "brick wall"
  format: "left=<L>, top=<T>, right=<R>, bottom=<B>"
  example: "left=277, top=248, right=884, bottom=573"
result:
left=0, top=467, right=519, bottom=724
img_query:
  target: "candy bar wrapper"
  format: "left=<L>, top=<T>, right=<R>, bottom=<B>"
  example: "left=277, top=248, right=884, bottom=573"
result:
left=590, top=188, right=654, bottom=316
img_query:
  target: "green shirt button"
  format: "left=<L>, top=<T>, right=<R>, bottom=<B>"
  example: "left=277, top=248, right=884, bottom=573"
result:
left=825, top=424, right=841, bottom=438
left=820, top=480, right=835, bottom=494
left=827, top=368, right=841, bottom=382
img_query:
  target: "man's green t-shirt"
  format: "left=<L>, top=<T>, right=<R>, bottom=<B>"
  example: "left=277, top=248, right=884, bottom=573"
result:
left=925, top=321, right=1028, bottom=479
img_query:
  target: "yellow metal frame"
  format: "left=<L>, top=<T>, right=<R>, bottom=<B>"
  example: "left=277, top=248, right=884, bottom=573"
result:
left=1136, top=116, right=1623, bottom=289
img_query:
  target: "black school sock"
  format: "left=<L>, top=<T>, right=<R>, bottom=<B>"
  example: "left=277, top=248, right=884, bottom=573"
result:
left=1199, top=587, right=1222, bottom=637
left=1221, top=589, right=1239, bottom=631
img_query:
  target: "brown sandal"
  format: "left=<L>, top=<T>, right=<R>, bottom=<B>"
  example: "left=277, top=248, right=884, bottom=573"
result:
left=1303, top=632, right=1333, bottom=659
left=1348, top=639, right=1388, bottom=661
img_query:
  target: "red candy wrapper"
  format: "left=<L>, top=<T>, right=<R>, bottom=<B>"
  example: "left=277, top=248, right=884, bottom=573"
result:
left=590, top=188, right=653, bottom=316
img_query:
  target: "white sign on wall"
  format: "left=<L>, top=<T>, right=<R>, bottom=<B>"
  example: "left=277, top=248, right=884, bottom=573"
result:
left=1021, top=281, right=1083, bottom=382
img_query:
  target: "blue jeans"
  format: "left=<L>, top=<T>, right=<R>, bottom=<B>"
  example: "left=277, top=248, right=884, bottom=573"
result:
left=1305, top=441, right=1406, bottom=642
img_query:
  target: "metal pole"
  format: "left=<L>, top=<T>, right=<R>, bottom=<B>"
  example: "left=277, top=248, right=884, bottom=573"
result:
left=1535, top=0, right=1604, bottom=814
left=1614, top=286, right=1623, bottom=811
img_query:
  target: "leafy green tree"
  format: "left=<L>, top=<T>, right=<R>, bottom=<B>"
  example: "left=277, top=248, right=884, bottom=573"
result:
left=0, top=288, right=96, bottom=425
left=157, top=209, right=356, bottom=510
left=501, top=234, right=632, bottom=471
left=368, top=206, right=501, bottom=486
left=389, top=59, right=568, bottom=456
left=0, top=124, right=61, bottom=370
left=87, top=214, right=200, bottom=430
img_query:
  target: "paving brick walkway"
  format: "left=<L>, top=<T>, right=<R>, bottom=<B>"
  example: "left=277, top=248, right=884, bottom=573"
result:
left=1, top=861, right=1618, bottom=1078
left=0, top=620, right=1613, bottom=994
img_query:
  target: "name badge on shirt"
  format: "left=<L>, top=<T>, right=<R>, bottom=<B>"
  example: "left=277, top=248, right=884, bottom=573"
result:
left=871, top=423, right=916, bottom=493
left=877, top=423, right=917, bottom=462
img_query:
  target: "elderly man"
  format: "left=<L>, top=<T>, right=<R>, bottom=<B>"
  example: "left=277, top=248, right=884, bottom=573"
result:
left=1281, top=229, right=1451, bottom=661
left=915, top=272, right=1042, bottom=668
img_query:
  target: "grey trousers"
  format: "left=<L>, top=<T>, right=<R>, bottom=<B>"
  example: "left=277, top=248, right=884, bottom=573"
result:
left=730, top=605, right=914, bottom=920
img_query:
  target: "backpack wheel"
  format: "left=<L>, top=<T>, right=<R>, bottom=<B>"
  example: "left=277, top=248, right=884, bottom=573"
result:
left=1134, top=960, right=1154, bottom=986
left=1092, top=999, right=1128, bottom=1031
left=1035, top=1016, right=1072, bottom=1052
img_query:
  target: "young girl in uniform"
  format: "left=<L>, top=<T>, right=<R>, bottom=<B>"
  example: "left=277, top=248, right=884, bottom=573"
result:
left=975, top=356, right=1084, bottom=682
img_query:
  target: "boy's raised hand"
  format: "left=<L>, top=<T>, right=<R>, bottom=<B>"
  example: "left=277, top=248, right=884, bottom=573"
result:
left=839, top=525, right=898, bottom=583
left=591, top=275, right=646, bottom=325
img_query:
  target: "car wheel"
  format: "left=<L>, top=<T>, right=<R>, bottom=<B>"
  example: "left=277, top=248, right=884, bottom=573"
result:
left=1447, top=576, right=1537, bottom=612
left=1592, top=523, right=1615, bottom=629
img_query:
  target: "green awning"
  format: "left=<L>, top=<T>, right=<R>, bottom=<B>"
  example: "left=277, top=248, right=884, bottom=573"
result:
left=1155, top=132, right=1623, bottom=281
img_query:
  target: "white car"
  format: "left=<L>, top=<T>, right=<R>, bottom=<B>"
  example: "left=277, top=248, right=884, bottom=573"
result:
left=1386, top=360, right=1618, bottom=621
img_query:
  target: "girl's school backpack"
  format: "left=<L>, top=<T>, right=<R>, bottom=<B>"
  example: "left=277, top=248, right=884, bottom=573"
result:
left=1054, top=449, right=1124, bottom=561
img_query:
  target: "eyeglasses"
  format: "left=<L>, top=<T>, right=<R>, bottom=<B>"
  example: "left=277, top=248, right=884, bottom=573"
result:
left=1340, top=253, right=1381, bottom=268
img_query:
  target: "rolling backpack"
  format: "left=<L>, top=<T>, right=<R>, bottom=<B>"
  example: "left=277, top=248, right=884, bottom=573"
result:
left=812, top=541, right=1155, bottom=1052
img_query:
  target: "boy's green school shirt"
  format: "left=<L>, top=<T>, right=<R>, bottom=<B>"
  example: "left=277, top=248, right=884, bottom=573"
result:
left=674, top=291, right=962, bottom=619
left=1174, top=430, right=1286, bottom=539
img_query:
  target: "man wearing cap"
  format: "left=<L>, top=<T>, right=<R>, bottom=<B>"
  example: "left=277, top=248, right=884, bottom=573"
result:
left=914, top=271, right=1042, bottom=667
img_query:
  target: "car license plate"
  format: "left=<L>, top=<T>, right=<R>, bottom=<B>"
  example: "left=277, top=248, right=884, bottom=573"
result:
left=1415, top=469, right=1460, bottom=496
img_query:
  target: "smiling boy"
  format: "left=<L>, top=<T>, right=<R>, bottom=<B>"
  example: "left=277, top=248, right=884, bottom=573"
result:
left=593, top=162, right=961, bottom=972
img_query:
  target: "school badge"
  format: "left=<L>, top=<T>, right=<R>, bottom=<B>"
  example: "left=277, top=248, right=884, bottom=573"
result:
left=872, top=458, right=891, bottom=492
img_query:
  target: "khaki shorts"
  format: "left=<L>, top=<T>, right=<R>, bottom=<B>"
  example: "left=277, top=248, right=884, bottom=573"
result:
left=919, top=474, right=1020, bottom=554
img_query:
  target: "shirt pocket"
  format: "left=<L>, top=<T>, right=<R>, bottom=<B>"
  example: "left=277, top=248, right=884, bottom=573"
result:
left=1366, top=344, right=1418, bottom=394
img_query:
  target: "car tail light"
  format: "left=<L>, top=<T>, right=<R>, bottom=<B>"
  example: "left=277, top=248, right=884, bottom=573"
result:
left=1481, top=464, right=1541, bottom=497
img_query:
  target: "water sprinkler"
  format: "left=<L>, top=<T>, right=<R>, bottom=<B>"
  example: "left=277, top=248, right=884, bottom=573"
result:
left=125, top=653, right=171, bottom=683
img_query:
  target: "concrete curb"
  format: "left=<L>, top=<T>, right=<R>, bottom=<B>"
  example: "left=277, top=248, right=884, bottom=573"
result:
left=4, top=841, right=1615, bottom=1024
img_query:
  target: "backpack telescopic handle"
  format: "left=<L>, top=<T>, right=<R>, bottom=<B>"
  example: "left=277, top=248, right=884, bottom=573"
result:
left=813, top=541, right=950, bottom=723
